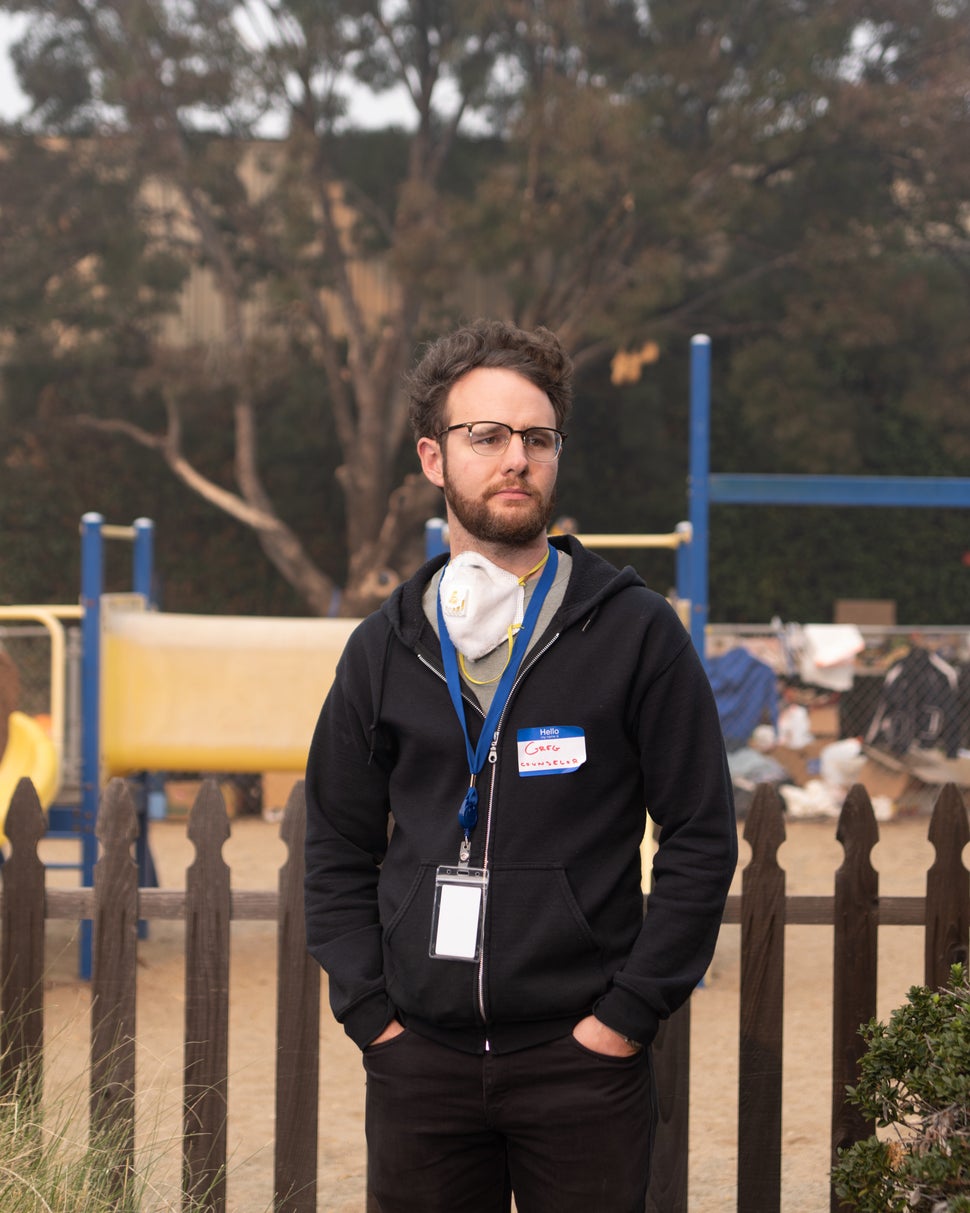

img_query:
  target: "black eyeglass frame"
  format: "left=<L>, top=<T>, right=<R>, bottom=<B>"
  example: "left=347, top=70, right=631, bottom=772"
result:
left=436, top=420, right=568, bottom=462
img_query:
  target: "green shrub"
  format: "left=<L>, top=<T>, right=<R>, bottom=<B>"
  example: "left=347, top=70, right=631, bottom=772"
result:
left=832, top=963, right=970, bottom=1212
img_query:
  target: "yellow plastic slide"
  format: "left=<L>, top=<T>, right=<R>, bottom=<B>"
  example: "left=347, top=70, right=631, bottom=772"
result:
left=0, top=711, right=59, bottom=845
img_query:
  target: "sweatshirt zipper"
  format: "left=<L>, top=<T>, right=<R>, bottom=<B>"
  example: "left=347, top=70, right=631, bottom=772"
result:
left=418, top=635, right=562, bottom=1033
left=474, top=632, right=560, bottom=1026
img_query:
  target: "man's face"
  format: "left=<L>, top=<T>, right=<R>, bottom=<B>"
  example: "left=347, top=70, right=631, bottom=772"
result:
left=417, top=367, right=560, bottom=549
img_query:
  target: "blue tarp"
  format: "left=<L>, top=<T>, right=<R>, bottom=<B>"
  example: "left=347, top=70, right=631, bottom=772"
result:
left=707, top=647, right=779, bottom=751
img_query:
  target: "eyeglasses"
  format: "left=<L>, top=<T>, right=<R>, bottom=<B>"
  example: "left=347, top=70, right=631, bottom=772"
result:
left=438, top=421, right=566, bottom=463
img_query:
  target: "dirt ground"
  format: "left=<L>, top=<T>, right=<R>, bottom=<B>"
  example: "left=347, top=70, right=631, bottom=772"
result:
left=37, top=799, right=964, bottom=1213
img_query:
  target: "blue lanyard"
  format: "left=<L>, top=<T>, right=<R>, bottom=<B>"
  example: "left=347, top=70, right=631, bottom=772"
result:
left=437, top=545, right=558, bottom=848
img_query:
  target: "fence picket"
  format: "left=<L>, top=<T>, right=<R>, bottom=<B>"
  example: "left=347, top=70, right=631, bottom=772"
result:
left=0, top=778, right=46, bottom=1107
left=90, top=776, right=139, bottom=1200
left=829, top=784, right=879, bottom=1212
left=924, top=783, right=970, bottom=988
left=275, top=779, right=321, bottom=1213
left=183, top=778, right=232, bottom=1213
left=738, top=783, right=786, bottom=1213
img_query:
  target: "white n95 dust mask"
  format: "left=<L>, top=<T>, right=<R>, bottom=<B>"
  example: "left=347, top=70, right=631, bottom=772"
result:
left=439, top=552, right=525, bottom=661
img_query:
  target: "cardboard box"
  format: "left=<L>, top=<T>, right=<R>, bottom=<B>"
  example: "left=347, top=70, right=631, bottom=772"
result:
left=262, top=771, right=304, bottom=814
left=808, top=704, right=840, bottom=739
left=834, top=599, right=897, bottom=626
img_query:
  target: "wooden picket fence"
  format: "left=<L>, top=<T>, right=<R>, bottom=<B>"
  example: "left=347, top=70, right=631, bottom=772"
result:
left=1, top=774, right=968, bottom=1213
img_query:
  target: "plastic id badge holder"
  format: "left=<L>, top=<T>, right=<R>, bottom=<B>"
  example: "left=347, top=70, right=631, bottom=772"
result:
left=430, top=866, right=488, bottom=962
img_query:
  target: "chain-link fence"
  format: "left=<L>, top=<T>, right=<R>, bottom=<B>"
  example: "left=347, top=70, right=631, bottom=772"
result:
left=707, top=623, right=970, bottom=818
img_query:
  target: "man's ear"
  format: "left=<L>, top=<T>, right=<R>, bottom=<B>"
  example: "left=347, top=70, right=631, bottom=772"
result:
left=417, top=436, right=445, bottom=488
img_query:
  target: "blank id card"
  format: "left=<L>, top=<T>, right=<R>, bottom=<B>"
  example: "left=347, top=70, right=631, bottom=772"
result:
left=430, top=866, right=488, bottom=962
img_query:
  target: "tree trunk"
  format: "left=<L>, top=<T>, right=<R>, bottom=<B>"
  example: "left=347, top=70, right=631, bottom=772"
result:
left=339, top=473, right=442, bottom=617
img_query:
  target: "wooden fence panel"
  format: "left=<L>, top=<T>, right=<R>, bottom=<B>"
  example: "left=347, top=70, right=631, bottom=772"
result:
left=183, top=778, right=232, bottom=1213
left=737, top=784, right=786, bottom=1213
left=0, top=777, right=46, bottom=1107
left=1, top=776, right=967, bottom=1212
left=829, top=785, right=879, bottom=1213
left=924, top=783, right=970, bottom=989
left=275, top=780, right=321, bottom=1213
left=90, top=778, right=139, bottom=1201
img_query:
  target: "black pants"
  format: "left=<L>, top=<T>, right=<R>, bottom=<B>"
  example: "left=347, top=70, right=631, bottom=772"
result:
left=363, top=1030, right=656, bottom=1213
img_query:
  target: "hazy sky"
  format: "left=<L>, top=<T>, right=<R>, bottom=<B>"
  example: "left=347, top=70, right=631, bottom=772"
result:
left=0, top=15, right=27, bottom=120
left=0, top=12, right=419, bottom=130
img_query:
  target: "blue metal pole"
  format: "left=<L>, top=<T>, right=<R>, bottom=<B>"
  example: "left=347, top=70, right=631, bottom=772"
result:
left=425, top=517, right=448, bottom=559
left=707, top=473, right=970, bottom=507
left=131, top=518, right=158, bottom=907
left=133, top=517, right=155, bottom=602
left=79, top=512, right=104, bottom=979
left=674, top=521, right=692, bottom=604
left=688, top=336, right=711, bottom=664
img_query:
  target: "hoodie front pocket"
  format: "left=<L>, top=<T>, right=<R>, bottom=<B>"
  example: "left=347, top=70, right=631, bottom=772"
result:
left=381, top=862, right=480, bottom=1024
left=484, top=864, right=608, bottom=1021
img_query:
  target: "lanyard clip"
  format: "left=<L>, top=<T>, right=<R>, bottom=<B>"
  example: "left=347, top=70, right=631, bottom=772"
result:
left=457, top=778, right=479, bottom=832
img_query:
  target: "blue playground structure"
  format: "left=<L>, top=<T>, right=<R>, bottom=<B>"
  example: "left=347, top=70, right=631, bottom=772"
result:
left=4, top=511, right=358, bottom=976
left=685, top=334, right=970, bottom=664
left=0, top=515, right=157, bottom=975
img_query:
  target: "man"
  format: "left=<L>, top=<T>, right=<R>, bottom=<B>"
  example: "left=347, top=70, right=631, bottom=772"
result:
left=305, top=318, right=737, bottom=1213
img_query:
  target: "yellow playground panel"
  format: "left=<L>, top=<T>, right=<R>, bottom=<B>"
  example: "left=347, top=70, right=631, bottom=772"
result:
left=100, top=597, right=360, bottom=777
left=0, top=711, right=59, bottom=844
left=0, top=603, right=78, bottom=844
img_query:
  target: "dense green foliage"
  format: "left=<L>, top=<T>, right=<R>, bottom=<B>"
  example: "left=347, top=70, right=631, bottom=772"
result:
left=833, top=965, right=970, bottom=1213
left=0, top=1, right=967, bottom=619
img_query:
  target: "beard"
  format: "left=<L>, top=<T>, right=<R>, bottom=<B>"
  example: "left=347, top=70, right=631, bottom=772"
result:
left=443, top=472, right=556, bottom=547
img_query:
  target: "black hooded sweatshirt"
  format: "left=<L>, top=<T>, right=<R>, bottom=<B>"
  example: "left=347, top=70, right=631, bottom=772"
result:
left=305, top=535, right=737, bottom=1054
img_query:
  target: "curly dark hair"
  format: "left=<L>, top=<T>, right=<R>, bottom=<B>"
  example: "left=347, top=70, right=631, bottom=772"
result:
left=405, top=319, right=573, bottom=441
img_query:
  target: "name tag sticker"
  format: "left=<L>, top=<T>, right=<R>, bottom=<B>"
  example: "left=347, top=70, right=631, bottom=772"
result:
left=516, top=726, right=587, bottom=777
